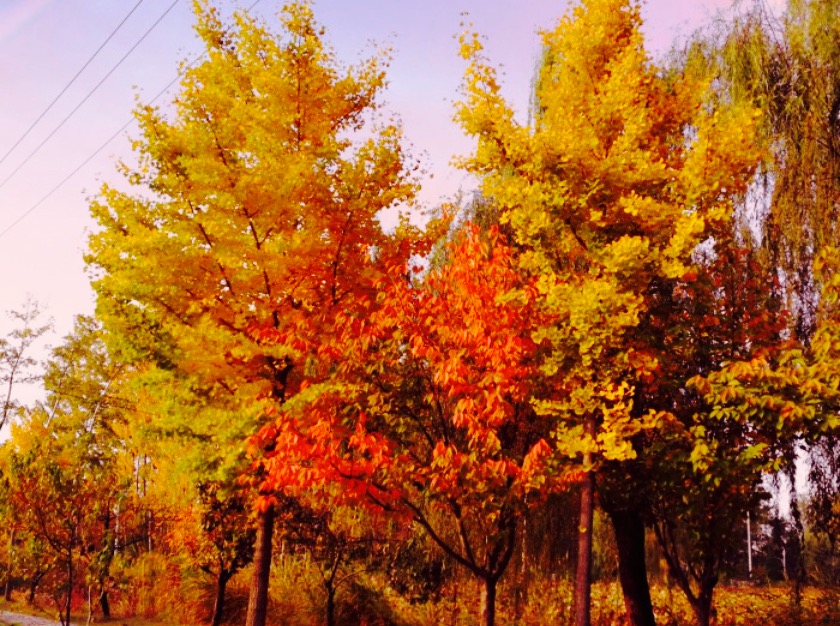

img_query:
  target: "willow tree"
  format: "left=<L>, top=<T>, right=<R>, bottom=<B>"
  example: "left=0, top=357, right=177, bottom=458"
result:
left=710, top=0, right=840, bottom=337
left=457, top=1, right=762, bottom=624
left=692, top=0, right=840, bottom=585
left=86, top=4, right=426, bottom=626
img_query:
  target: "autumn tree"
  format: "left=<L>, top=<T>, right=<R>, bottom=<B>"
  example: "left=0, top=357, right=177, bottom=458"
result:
left=698, top=0, right=840, bottom=584
left=85, top=3, right=430, bottom=626
left=1, top=410, right=117, bottom=626
left=634, top=242, right=788, bottom=626
left=708, top=0, right=840, bottom=337
left=690, top=246, right=840, bottom=558
left=172, top=481, right=255, bottom=626
left=456, top=1, right=762, bottom=624
left=43, top=316, right=131, bottom=619
left=0, top=316, right=132, bottom=623
left=272, top=496, right=387, bottom=626
left=258, top=227, right=568, bottom=626
left=2, top=413, right=88, bottom=625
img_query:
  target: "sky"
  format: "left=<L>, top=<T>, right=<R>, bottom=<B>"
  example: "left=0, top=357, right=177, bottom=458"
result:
left=0, top=0, right=781, bottom=407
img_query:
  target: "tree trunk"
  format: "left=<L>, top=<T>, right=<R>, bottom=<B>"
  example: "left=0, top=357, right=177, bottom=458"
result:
left=99, top=588, right=111, bottom=620
left=211, top=571, right=229, bottom=626
left=574, top=418, right=596, bottom=626
left=325, top=587, right=336, bottom=626
left=245, top=506, right=275, bottom=626
left=610, top=508, right=657, bottom=626
left=689, top=594, right=713, bottom=626
left=480, top=576, right=497, bottom=626
left=28, top=569, right=45, bottom=605
left=4, top=528, right=14, bottom=601
left=63, top=550, right=74, bottom=626
left=98, top=506, right=114, bottom=619
left=513, top=514, right=528, bottom=622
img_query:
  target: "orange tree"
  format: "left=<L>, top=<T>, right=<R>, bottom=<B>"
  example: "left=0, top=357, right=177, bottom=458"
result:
left=455, top=1, right=762, bottom=624
left=85, top=3, right=429, bottom=626
left=256, top=227, right=571, bottom=626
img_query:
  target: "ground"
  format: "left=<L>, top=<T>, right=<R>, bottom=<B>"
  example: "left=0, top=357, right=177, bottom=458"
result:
left=0, top=611, right=72, bottom=626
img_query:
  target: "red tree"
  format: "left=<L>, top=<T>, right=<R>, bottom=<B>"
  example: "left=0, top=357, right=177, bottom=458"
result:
left=256, top=227, right=573, bottom=626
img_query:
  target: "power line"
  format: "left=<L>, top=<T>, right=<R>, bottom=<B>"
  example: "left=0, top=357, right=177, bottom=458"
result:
left=0, top=0, right=146, bottom=170
left=0, top=0, right=182, bottom=191
left=0, top=0, right=266, bottom=241
left=0, top=63, right=188, bottom=240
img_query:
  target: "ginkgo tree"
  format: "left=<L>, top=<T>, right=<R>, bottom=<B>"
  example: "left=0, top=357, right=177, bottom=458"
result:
left=85, top=3, right=431, bottom=626
left=456, top=0, right=762, bottom=624
left=257, top=226, right=570, bottom=626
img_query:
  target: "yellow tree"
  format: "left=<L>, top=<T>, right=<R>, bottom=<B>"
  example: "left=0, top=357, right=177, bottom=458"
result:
left=85, top=3, right=428, bottom=626
left=457, top=1, right=761, bottom=624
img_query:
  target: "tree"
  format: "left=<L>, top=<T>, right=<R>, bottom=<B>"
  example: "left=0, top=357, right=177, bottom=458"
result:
left=2, top=410, right=106, bottom=626
left=258, top=227, right=569, bottom=626
left=456, top=1, right=762, bottom=625
left=701, top=0, right=840, bottom=588
left=44, top=316, right=127, bottom=620
left=0, top=297, right=51, bottom=433
left=173, top=481, right=255, bottom=626
left=0, top=316, right=131, bottom=624
left=641, top=242, right=788, bottom=626
left=272, top=495, right=386, bottom=626
left=691, top=245, right=840, bottom=512
left=710, top=0, right=840, bottom=338
left=85, top=3, right=430, bottom=626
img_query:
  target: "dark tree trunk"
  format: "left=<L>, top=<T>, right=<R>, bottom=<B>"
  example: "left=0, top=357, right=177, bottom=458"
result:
left=211, top=571, right=230, bottom=626
left=28, top=569, right=46, bottom=605
left=574, top=418, right=596, bottom=626
left=513, top=514, right=528, bottom=622
left=655, top=520, right=720, bottom=626
left=609, top=508, right=657, bottom=626
left=245, top=506, right=275, bottom=626
left=325, top=587, right=336, bottom=626
left=3, top=574, right=11, bottom=602
left=63, top=550, right=73, bottom=626
left=98, top=505, right=115, bottom=619
left=99, top=588, right=111, bottom=620
left=480, top=576, right=497, bottom=626
left=689, top=593, right=713, bottom=626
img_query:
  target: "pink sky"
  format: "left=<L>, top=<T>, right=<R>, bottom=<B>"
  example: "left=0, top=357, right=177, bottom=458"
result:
left=0, top=0, right=782, bottom=407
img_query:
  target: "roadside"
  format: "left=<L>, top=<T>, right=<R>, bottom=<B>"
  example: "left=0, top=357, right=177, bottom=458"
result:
left=0, top=610, right=69, bottom=626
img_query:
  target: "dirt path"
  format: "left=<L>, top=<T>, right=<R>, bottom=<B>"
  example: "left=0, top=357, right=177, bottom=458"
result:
left=0, top=611, right=72, bottom=626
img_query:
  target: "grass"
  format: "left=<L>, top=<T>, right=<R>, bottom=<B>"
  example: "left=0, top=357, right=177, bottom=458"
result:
left=2, top=576, right=839, bottom=625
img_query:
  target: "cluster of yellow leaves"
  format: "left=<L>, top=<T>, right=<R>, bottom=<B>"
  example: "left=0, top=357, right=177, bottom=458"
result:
left=456, top=0, right=763, bottom=471
left=88, top=0, right=430, bottom=414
